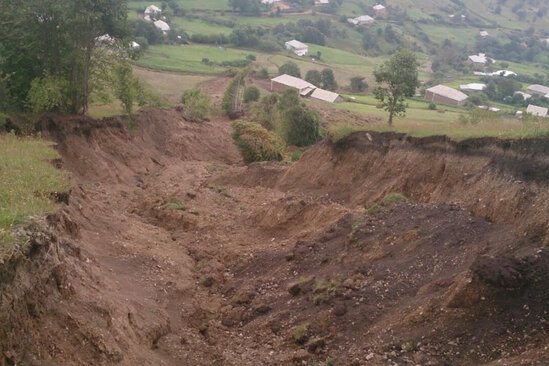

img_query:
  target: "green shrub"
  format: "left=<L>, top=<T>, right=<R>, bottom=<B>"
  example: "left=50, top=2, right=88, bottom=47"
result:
left=231, top=120, right=285, bottom=163
left=281, top=105, right=321, bottom=147
left=222, top=72, right=246, bottom=117
left=257, top=68, right=269, bottom=79
left=278, top=61, right=301, bottom=78
left=252, top=93, right=279, bottom=130
left=350, top=76, right=368, bottom=92
left=181, top=88, right=211, bottom=122
left=243, top=86, right=260, bottom=103
left=27, top=75, right=70, bottom=113
left=428, top=102, right=437, bottom=110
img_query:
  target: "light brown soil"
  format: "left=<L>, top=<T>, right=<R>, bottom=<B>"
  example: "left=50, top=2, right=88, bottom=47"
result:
left=0, top=110, right=548, bottom=366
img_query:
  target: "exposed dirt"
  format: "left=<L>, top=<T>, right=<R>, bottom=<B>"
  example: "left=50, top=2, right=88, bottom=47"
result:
left=1, top=110, right=548, bottom=366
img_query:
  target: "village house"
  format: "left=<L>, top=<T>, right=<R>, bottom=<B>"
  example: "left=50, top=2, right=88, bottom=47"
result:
left=526, top=104, right=548, bottom=118
left=479, top=30, right=489, bottom=38
left=261, top=0, right=280, bottom=4
left=459, top=83, right=486, bottom=92
left=526, top=84, right=549, bottom=98
left=514, top=91, right=532, bottom=100
left=310, top=88, right=343, bottom=103
left=373, top=4, right=387, bottom=17
left=425, top=85, right=468, bottom=107
left=348, top=15, right=375, bottom=26
left=271, top=74, right=316, bottom=96
left=154, top=20, right=170, bottom=34
left=314, top=0, right=330, bottom=6
left=285, top=40, right=308, bottom=56
left=144, top=5, right=161, bottom=17
left=270, top=74, right=342, bottom=103
left=467, top=53, right=490, bottom=67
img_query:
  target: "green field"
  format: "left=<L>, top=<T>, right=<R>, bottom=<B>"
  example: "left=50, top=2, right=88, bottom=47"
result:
left=0, top=134, right=70, bottom=256
left=135, top=44, right=256, bottom=73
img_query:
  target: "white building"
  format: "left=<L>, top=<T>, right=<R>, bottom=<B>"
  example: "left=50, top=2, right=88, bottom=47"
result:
left=468, top=53, right=490, bottom=67
left=310, top=88, right=343, bottom=103
left=261, top=0, right=280, bottom=4
left=479, top=30, right=489, bottom=38
left=314, top=0, right=329, bottom=5
left=285, top=40, right=308, bottom=56
left=526, top=104, right=548, bottom=118
left=526, top=84, right=549, bottom=97
left=348, top=15, right=375, bottom=26
left=373, top=4, right=387, bottom=16
left=145, top=5, right=161, bottom=16
left=154, top=20, right=170, bottom=34
left=459, top=83, right=486, bottom=92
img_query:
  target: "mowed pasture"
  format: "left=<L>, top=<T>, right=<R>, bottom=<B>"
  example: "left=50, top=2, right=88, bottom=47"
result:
left=135, top=44, right=256, bottom=73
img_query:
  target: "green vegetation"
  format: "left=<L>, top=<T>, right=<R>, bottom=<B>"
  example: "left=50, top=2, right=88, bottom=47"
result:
left=0, top=133, right=70, bottom=256
left=278, top=62, right=301, bottom=78
left=373, top=49, right=419, bottom=125
left=181, top=88, right=211, bottom=122
left=281, top=104, right=322, bottom=147
left=292, top=324, right=309, bottom=344
left=231, top=121, right=285, bottom=163
left=243, top=86, right=260, bottom=103
left=365, top=193, right=408, bottom=214
left=222, top=71, right=246, bottom=117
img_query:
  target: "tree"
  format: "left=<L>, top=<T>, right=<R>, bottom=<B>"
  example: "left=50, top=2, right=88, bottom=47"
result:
left=181, top=88, right=211, bottom=121
left=321, top=68, right=338, bottom=91
left=373, top=49, right=419, bottom=125
left=282, top=105, right=321, bottom=147
left=228, top=0, right=261, bottom=15
left=231, top=120, right=285, bottom=163
left=243, top=86, right=260, bottom=103
left=305, top=70, right=322, bottom=86
left=350, top=76, right=368, bottom=93
left=0, top=0, right=130, bottom=114
left=222, top=71, right=246, bottom=117
left=278, top=62, right=301, bottom=78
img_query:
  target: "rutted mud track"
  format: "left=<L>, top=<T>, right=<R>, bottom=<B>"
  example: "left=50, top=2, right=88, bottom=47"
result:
left=1, top=110, right=548, bottom=365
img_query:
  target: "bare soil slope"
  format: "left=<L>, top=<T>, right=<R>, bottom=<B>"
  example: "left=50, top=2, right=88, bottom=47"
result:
left=1, top=112, right=548, bottom=366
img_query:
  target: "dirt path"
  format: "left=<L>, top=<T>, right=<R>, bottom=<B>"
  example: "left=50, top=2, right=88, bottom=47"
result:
left=1, top=110, right=548, bottom=366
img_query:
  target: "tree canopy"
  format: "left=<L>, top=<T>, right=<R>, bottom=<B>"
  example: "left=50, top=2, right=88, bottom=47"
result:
left=0, top=0, right=130, bottom=114
left=373, top=49, right=419, bottom=125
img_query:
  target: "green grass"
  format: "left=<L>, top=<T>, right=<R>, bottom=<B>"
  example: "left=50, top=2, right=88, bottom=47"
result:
left=135, top=44, right=255, bottom=73
left=172, top=17, right=233, bottom=35
left=0, top=133, right=70, bottom=256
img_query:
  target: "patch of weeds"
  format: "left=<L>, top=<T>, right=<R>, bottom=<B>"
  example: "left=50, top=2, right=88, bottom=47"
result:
left=402, top=342, right=419, bottom=352
left=213, top=196, right=222, bottom=204
left=365, top=203, right=381, bottom=214
left=192, top=258, right=208, bottom=273
left=365, top=193, right=408, bottom=215
left=290, top=150, right=303, bottom=162
left=313, top=294, right=330, bottom=305
left=325, top=357, right=336, bottom=366
left=292, top=324, right=309, bottom=344
left=188, top=208, right=199, bottom=215
left=165, top=197, right=186, bottom=211
left=314, top=279, right=341, bottom=296
left=208, top=183, right=232, bottom=198
left=350, top=237, right=362, bottom=249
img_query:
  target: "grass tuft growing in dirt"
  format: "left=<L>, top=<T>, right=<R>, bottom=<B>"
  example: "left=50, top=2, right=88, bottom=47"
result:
left=0, top=133, right=70, bottom=257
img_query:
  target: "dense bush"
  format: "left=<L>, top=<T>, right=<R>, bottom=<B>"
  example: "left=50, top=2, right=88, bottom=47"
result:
left=278, top=62, right=301, bottom=78
left=350, top=76, right=368, bottom=92
left=27, top=75, right=70, bottom=113
left=181, top=88, right=211, bottom=121
left=243, top=86, right=260, bottom=103
left=222, top=72, right=246, bottom=117
left=305, top=70, right=322, bottom=86
left=231, top=120, right=285, bottom=163
left=281, top=105, right=321, bottom=147
left=252, top=93, right=279, bottom=130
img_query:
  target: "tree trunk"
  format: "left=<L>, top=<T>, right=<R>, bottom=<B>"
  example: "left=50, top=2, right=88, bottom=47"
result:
left=388, top=99, right=396, bottom=126
left=81, top=42, right=94, bottom=115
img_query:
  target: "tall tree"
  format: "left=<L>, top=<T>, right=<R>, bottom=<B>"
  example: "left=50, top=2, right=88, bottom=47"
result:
left=373, top=49, right=419, bottom=125
left=0, top=0, right=129, bottom=114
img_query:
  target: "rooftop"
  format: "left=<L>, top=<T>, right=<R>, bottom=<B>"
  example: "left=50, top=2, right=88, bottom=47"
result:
left=527, top=84, right=549, bottom=95
left=426, top=85, right=468, bottom=102
left=310, top=88, right=341, bottom=103
left=526, top=104, right=548, bottom=117
left=460, top=83, right=486, bottom=91
left=271, top=74, right=316, bottom=90
left=285, top=40, right=308, bottom=50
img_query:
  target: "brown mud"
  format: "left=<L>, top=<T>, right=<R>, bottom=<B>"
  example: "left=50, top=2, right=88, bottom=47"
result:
left=1, top=110, right=548, bottom=365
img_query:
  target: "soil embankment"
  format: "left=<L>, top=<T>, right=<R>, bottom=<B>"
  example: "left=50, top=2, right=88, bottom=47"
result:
left=1, top=111, right=548, bottom=365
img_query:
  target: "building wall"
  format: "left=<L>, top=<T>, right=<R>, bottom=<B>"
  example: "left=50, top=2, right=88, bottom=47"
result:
left=271, top=80, right=299, bottom=93
left=425, top=90, right=465, bottom=107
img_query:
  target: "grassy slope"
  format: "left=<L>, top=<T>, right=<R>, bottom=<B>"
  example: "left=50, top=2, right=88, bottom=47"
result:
left=0, top=133, right=70, bottom=255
